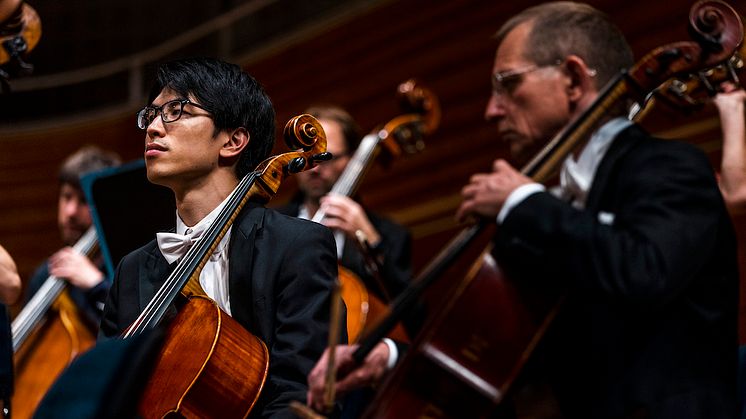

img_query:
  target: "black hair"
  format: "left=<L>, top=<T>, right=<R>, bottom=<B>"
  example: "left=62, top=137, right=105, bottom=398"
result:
left=148, top=57, right=276, bottom=178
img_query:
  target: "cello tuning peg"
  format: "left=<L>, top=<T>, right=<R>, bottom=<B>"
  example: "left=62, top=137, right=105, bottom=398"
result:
left=287, top=157, right=307, bottom=174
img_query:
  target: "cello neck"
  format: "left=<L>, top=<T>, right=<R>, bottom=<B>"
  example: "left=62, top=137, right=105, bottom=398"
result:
left=12, top=227, right=98, bottom=352
left=312, top=133, right=382, bottom=224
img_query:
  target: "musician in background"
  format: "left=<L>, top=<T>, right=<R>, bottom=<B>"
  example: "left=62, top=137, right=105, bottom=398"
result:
left=278, top=105, right=412, bottom=416
left=713, top=83, right=746, bottom=213
left=455, top=2, right=738, bottom=418
left=276, top=105, right=412, bottom=305
left=25, top=145, right=121, bottom=327
left=99, top=57, right=339, bottom=416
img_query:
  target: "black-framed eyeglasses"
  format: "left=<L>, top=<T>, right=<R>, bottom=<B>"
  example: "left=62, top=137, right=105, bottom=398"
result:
left=491, top=62, right=561, bottom=96
left=136, top=99, right=210, bottom=130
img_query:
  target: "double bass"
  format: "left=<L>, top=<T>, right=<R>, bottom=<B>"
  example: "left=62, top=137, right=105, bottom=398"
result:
left=312, top=80, right=440, bottom=343
left=122, top=114, right=329, bottom=418
left=353, top=1, right=743, bottom=417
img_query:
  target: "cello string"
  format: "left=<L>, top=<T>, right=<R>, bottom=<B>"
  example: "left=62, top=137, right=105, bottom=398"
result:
left=127, top=171, right=256, bottom=336
left=312, top=133, right=380, bottom=223
left=12, top=227, right=97, bottom=350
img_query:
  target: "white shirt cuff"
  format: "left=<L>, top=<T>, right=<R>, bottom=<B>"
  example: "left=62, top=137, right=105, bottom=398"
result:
left=382, top=338, right=399, bottom=370
left=496, top=183, right=546, bottom=224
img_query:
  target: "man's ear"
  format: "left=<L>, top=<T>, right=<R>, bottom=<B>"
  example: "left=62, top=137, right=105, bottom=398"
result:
left=562, top=55, right=597, bottom=104
left=220, top=127, right=250, bottom=159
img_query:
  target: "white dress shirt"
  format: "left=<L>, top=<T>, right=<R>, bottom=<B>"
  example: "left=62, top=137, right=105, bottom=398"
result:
left=157, top=197, right=233, bottom=315
left=498, top=117, right=633, bottom=222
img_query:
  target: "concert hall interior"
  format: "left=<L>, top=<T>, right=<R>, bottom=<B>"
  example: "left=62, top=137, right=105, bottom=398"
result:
left=1, top=0, right=746, bottom=417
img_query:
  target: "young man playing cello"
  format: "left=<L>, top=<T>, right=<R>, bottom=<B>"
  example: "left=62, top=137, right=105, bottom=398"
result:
left=100, top=57, right=340, bottom=417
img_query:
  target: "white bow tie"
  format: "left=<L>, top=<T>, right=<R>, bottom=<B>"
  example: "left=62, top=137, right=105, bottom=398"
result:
left=157, top=228, right=230, bottom=264
left=156, top=230, right=199, bottom=264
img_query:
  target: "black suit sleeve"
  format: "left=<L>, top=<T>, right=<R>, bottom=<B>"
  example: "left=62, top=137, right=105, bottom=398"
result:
left=496, top=139, right=730, bottom=307
left=99, top=256, right=126, bottom=339
left=375, top=218, right=413, bottom=299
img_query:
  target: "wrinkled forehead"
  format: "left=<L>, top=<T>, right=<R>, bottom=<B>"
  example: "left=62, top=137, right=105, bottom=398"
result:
left=493, top=21, right=534, bottom=71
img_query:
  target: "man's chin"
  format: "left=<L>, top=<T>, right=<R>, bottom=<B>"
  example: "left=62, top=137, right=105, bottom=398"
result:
left=301, top=184, right=330, bottom=201
left=62, top=229, right=85, bottom=246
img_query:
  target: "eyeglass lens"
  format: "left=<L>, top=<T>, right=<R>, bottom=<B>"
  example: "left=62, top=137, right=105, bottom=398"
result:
left=137, top=100, right=185, bottom=129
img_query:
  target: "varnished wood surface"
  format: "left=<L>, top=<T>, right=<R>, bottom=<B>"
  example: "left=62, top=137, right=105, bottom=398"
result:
left=138, top=296, right=268, bottom=418
left=12, top=291, right=96, bottom=419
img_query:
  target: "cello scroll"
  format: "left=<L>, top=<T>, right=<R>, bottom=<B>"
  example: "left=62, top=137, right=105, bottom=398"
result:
left=0, top=0, right=41, bottom=92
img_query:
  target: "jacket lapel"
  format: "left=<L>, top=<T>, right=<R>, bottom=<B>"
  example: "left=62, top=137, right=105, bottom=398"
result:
left=585, top=124, right=644, bottom=211
left=227, top=203, right=264, bottom=331
left=139, top=245, right=174, bottom=313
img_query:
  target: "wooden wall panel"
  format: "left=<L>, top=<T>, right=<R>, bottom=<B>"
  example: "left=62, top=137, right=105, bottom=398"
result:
left=1, top=0, right=745, bottom=336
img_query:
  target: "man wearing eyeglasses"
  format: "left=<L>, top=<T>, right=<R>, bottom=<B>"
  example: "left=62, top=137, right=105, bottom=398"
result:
left=454, top=2, right=738, bottom=419
left=277, top=105, right=413, bottom=417
left=277, top=105, right=412, bottom=317
left=99, top=57, right=340, bottom=417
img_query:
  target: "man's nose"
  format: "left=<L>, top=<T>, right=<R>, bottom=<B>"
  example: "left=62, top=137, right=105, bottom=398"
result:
left=62, top=200, right=80, bottom=217
left=146, top=113, right=166, bottom=138
left=484, top=94, right=507, bottom=122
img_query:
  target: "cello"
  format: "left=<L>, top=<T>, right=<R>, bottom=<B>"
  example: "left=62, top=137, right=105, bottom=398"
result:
left=311, top=80, right=440, bottom=343
left=121, top=114, right=329, bottom=418
left=352, top=1, right=743, bottom=417
left=11, top=228, right=99, bottom=419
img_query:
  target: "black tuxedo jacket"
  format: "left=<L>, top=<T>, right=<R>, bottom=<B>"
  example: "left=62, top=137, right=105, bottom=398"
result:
left=494, top=124, right=739, bottom=419
left=275, top=200, right=412, bottom=302
left=100, top=204, right=340, bottom=418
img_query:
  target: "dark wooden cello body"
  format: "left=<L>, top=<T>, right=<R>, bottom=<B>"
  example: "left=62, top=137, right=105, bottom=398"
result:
left=358, top=2, right=743, bottom=417
left=122, top=114, right=329, bottom=418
